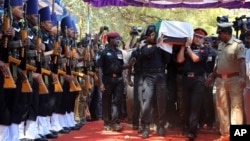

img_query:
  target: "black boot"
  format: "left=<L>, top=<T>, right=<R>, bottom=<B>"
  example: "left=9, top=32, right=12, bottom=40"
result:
left=141, top=124, right=150, bottom=139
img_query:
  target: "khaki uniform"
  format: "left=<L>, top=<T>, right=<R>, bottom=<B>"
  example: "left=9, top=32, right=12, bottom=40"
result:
left=215, top=37, right=245, bottom=136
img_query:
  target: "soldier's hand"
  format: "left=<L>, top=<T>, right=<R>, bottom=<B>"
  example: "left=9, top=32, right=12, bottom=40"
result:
left=4, top=27, right=15, bottom=37
left=23, top=38, right=31, bottom=46
left=32, top=72, right=43, bottom=84
left=127, top=78, right=134, bottom=86
left=64, top=75, right=73, bottom=82
left=239, top=77, right=246, bottom=89
left=129, top=57, right=136, bottom=67
left=157, top=34, right=164, bottom=48
left=99, top=83, right=105, bottom=92
left=205, top=73, right=215, bottom=87
left=57, top=46, right=62, bottom=54
left=37, top=43, right=45, bottom=52
left=185, top=37, right=192, bottom=47
left=0, top=62, right=10, bottom=77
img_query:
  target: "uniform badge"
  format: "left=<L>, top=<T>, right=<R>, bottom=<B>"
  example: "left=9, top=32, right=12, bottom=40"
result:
left=106, top=52, right=112, bottom=56
left=147, top=45, right=152, bottom=48
left=14, top=27, right=20, bottom=32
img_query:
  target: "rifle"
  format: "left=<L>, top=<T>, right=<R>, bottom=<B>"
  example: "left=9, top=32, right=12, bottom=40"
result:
left=82, top=34, right=96, bottom=89
left=71, top=33, right=82, bottom=91
left=19, top=3, right=33, bottom=93
left=1, top=0, right=19, bottom=88
left=35, top=14, right=50, bottom=94
left=64, top=26, right=77, bottom=92
left=52, top=21, right=63, bottom=92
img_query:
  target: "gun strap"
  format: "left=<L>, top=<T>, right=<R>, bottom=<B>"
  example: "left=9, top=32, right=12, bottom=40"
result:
left=11, top=64, right=18, bottom=82
left=26, top=50, right=37, bottom=58
left=9, top=40, right=23, bottom=49
left=44, top=75, right=49, bottom=86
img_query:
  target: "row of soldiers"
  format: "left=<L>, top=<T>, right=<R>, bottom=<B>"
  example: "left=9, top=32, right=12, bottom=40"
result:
left=0, top=0, right=101, bottom=140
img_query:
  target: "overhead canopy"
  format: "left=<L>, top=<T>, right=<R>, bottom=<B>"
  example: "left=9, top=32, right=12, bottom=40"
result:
left=82, top=0, right=250, bottom=9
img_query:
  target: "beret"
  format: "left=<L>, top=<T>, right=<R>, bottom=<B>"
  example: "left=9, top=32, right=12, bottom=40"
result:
left=194, top=28, right=207, bottom=37
left=107, top=32, right=120, bottom=38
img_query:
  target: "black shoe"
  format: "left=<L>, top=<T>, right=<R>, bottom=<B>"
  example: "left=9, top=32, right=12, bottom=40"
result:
left=20, top=138, right=33, bottom=141
left=157, top=127, right=166, bottom=137
left=49, top=130, right=58, bottom=135
left=103, top=125, right=111, bottom=131
left=75, top=123, right=82, bottom=128
left=63, top=127, right=71, bottom=131
left=132, top=125, right=139, bottom=130
left=184, top=132, right=196, bottom=139
left=70, top=126, right=81, bottom=130
left=34, top=137, right=48, bottom=141
left=141, top=130, right=150, bottom=139
left=59, top=129, right=70, bottom=134
left=45, top=133, right=58, bottom=139
left=111, top=124, right=123, bottom=132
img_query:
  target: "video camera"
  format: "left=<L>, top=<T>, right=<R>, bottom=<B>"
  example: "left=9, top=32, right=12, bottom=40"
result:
left=233, top=15, right=246, bottom=31
left=130, top=26, right=142, bottom=36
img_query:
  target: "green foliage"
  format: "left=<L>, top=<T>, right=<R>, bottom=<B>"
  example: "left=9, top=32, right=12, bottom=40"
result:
left=62, top=0, right=250, bottom=41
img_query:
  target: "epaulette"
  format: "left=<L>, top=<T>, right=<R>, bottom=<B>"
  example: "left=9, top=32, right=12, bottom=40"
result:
left=233, top=38, right=242, bottom=44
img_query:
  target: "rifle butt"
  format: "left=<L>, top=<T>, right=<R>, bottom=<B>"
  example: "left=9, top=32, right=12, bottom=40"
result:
left=53, top=75, right=63, bottom=93
left=3, top=63, right=16, bottom=88
left=69, top=81, right=78, bottom=92
left=38, top=80, right=49, bottom=94
left=21, top=80, right=33, bottom=93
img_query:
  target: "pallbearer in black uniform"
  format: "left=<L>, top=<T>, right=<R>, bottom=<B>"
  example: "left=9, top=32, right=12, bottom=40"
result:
left=139, top=25, right=171, bottom=139
left=177, top=28, right=210, bottom=140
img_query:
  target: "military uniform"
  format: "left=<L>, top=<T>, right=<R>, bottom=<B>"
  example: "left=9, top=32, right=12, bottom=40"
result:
left=177, top=28, right=210, bottom=139
left=96, top=32, right=125, bottom=131
left=129, top=45, right=143, bottom=129
left=139, top=25, right=171, bottom=138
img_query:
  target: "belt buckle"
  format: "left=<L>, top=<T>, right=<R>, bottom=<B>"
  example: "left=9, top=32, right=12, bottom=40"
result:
left=221, top=74, right=228, bottom=79
left=187, top=72, right=194, bottom=77
left=112, top=73, right=117, bottom=78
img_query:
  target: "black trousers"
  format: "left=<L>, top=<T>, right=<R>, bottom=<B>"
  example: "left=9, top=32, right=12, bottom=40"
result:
left=132, top=73, right=143, bottom=126
left=0, top=72, right=11, bottom=125
left=182, top=76, right=205, bottom=133
left=141, top=72, right=168, bottom=128
left=102, top=76, right=124, bottom=125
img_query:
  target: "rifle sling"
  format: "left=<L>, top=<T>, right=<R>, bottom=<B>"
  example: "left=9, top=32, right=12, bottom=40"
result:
left=26, top=50, right=37, bottom=58
left=42, top=56, right=51, bottom=62
left=9, top=40, right=23, bottom=49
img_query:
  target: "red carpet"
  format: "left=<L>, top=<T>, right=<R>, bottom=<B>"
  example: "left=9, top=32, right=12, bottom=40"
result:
left=52, top=120, right=220, bottom=141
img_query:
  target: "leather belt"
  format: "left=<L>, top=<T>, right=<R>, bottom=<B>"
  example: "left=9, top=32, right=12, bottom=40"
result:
left=183, top=72, right=204, bottom=78
left=142, top=68, right=165, bottom=73
left=217, top=72, right=239, bottom=79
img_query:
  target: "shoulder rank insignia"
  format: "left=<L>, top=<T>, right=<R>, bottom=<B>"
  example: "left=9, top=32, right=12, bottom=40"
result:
left=147, top=45, right=152, bottom=48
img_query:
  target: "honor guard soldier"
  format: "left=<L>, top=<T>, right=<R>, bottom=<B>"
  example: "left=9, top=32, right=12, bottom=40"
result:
left=37, top=6, right=58, bottom=139
left=139, top=25, right=171, bottom=138
left=60, top=15, right=81, bottom=131
left=206, top=22, right=246, bottom=141
left=6, top=0, right=33, bottom=140
left=96, top=32, right=132, bottom=132
left=20, top=0, right=48, bottom=140
left=177, top=28, right=210, bottom=140
left=0, top=0, right=15, bottom=140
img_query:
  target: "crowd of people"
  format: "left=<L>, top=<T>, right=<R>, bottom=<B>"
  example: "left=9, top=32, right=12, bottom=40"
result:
left=1, top=0, right=250, bottom=141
